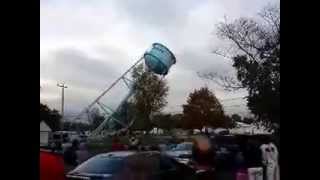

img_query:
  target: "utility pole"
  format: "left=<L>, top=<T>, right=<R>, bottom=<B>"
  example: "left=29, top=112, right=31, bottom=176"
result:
left=57, top=82, right=67, bottom=130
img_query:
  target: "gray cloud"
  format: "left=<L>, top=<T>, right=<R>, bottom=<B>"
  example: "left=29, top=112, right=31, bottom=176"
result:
left=40, top=48, right=132, bottom=115
left=115, top=0, right=199, bottom=28
left=41, top=0, right=279, bottom=118
left=41, top=48, right=121, bottom=89
left=175, top=48, right=232, bottom=73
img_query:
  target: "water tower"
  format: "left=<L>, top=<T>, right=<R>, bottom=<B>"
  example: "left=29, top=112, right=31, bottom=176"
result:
left=74, top=43, right=176, bottom=138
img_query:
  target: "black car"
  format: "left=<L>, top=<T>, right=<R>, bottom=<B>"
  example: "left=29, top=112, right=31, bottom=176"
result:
left=210, top=135, right=240, bottom=170
left=66, top=151, right=196, bottom=180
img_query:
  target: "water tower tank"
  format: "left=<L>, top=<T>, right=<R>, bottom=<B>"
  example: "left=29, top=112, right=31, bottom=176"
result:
left=144, top=43, right=176, bottom=75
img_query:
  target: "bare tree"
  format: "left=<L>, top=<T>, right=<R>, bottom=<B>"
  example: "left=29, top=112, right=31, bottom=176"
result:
left=201, top=4, right=280, bottom=129
left=198, top=72, right=244, bottom=91
left=201, top=4, right=280, bottom=91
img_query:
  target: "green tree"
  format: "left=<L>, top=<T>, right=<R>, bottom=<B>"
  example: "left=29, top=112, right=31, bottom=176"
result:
left=63, top=121, right=91, bottom=132
left=152, top=113, right=174, bottom=131
left=202, top=4, right=280, bottom=130
left=171, top=113, right=183, bottom=129
left=40, top=103, right=62, bottom=131
left=153, top=113, right=183, bottom=129
left=112, top=101, right=136, bottom=130
left=231, top=114, right=242, bottom=122
left=89, top=107, right=105, bottom=130
left=182, top=87, right=226, bottom=131
left=130, top=64, right=169, bottom=131
left=224, top=115, right=236, bottom=128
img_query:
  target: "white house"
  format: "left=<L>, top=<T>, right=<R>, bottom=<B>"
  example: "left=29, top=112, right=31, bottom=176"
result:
left=230, top=122, right=272, bottom=135
left=40, top=121, right=51, bottom=146
left=149, top=127, right=164, bottom=135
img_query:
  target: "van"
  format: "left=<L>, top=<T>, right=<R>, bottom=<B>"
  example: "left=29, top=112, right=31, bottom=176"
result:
left=49, top=131, right=69, bottom=144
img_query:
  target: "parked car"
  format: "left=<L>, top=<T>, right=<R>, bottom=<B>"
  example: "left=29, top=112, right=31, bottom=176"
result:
left=158, top=144, right=168, bottom=151
left=79, top=134, right=88, bottom=143
left=49, top=131, right=69, bottom=144
left=159, top=143, right=177, bottom=151
left=66, top=151, right=196, bottom=180
left=49, top=131, right=86, bottom=153
left=210, top=135, right=240, bottom=170
left=165, top=142, right=193, bottom=165
left=40, top=149, right=65, bottom=180
left=48, top=131, right=69, bottom=151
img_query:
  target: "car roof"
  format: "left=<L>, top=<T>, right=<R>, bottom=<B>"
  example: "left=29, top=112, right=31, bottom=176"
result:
left=178, top=142, right=193, bottom=145
left=98, top=151, right=136, bottom=158
left=97, top=151, right=161, bottom=158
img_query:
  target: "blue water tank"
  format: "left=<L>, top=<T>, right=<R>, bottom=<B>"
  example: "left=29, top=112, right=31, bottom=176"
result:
left=144, top=43, right=176, bottom=75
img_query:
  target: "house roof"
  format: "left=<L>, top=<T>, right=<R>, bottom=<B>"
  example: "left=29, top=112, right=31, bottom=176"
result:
left=40, top=121, right=51, bottom=132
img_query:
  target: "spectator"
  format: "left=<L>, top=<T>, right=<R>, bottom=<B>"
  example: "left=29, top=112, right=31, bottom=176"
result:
left=76, top=143, right=90, bottom=164
left=150, top=145, right=160, bottom=151
left=260, top=138, right=280, bottom=180
left=50, top=141, right=63, bottom=153
left=111, top=136, right=126, bottom=151
left=191, top=135, right=216, bottom=180
left=64, top=139, right=80, bottom=173
left=192, top=136, right=215, bottom=167
left=128, top=136, right=140, bottom=150
left=244, top=139, right=262, bottom=168
left=235, top=151, right=245, bottom=169
left=243, top=138, right=263, bottom=180
left=235, top=151, right=248, bottom=180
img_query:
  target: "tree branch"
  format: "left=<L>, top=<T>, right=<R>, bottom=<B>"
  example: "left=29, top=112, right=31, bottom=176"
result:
left=198, top=72, right=244, bottom=91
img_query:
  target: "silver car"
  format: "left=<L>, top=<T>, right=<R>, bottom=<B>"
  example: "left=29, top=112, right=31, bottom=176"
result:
left=165, top=142, right=193, bottom=165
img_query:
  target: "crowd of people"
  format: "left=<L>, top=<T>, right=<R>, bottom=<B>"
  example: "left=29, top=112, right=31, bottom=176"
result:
left=106, top=134, right=280, bottom=180
left=62, top=135, right=143, bottom=172
left=41, top=133, right=279, bottom=180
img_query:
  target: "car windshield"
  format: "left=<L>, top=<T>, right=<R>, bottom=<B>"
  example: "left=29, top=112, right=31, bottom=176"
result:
left=173, top=143, right=192, bottom=151
left=72, top=155, right=124, bottom=175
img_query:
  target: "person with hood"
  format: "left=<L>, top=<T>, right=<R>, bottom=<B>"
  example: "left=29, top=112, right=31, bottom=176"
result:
left=76, top=142, right=90, bottom=164
left=64, top=139, right=80, bottom=173
left=128, top=136, right=140, bottom=150
left=260, top=138, right=280, bottom=180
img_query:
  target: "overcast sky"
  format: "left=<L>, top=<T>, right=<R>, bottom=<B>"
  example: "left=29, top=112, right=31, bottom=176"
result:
left=40, top=0, right=279, bottom=119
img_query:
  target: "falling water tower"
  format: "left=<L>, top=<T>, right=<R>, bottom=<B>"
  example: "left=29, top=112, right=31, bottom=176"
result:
left=75, top=43, right=176, bottom=138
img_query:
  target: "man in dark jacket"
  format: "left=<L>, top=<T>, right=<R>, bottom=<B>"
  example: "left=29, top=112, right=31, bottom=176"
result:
left=191, top=135, right=216, bottom=180
left=64, top=139, right=80, bottom=173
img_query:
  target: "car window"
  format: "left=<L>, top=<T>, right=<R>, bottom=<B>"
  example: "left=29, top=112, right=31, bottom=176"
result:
left=174, top=143, right=192, bottom=151
left=72, top=156, right=124, bottom=174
